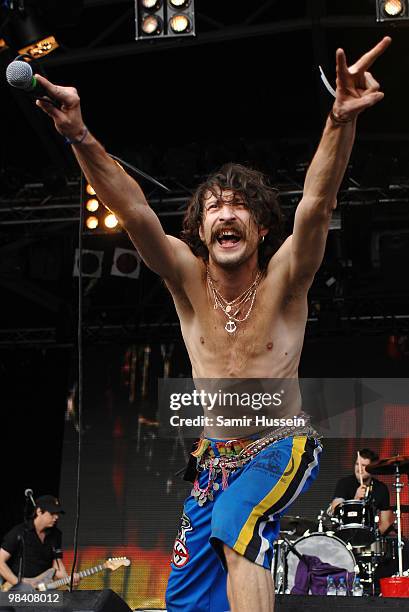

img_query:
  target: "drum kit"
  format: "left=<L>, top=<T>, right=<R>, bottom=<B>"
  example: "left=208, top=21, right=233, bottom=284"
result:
left=273, top=454, right=409, bottom=596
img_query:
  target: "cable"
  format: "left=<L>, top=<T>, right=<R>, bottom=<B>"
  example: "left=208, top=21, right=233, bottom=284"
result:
left=318, top=65, right=336, bottom=98
left=66, top=156, right=168, bottom=590
left=109, top=153, right=171, bottom=193
left=69, top=172, right=84, bottom=592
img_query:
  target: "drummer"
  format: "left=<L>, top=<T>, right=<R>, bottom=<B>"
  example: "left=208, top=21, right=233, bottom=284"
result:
left=329, top=448, right=395, bottom=535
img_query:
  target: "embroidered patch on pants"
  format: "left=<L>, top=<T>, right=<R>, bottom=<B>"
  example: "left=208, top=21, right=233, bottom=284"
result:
left=172, top=512, right=193, bottom=568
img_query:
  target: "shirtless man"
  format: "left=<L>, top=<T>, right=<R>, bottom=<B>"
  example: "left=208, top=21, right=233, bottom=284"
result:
left=35, top=37, right=391, bottom=612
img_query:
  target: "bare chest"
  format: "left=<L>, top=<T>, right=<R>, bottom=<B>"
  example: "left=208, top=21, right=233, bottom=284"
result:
left=181, top=287, right=306, bottom=378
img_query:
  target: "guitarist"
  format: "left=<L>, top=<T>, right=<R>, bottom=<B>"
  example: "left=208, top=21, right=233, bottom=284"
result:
left=0, top=495, right=80, bottom=591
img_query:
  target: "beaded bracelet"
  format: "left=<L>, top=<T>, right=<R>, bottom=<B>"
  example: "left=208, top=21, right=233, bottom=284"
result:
left=329, top=109, right=353, bottom=126
left=64, top=126, right=88, bottom=145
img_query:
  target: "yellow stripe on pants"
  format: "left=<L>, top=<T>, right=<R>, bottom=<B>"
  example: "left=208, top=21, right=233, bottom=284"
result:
left=233, top=436, right=307, bottom=555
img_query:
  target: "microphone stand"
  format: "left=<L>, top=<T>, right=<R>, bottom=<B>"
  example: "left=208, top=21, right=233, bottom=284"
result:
left=16, top=533, right=25, bottom=585
left=394, top=464, right=404, bottom=576
left=17, top=499, right=31, bottom=584
left=283, top=537, right=304, bottom=561
left=282, top=537, right=305, bottom=594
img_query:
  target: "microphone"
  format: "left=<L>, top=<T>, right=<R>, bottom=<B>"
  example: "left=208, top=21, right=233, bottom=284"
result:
left=24, top=488, right=36, bottom=507
left=6, top=60, right=61, bottom=108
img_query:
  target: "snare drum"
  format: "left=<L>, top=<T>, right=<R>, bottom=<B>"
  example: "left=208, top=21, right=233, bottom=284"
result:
left=334, top=499, right=375, bottom=546
left=285, top=532, right=356, bottom=594
left=356, top=536, right=396, bottom=562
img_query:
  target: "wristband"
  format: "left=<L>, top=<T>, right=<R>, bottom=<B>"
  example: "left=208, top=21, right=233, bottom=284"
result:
left=329, top=110, right=353, bottom=126
left=64, top=126, right=88, bottom=145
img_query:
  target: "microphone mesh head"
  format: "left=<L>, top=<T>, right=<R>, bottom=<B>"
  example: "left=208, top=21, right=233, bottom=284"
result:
left=6, top=60, right=33, bottom=90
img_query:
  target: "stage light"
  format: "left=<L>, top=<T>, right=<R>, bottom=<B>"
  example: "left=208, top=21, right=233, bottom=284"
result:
left=141, top=14, right=163, bottom=35
left=18, top=35, right=58, bottom=59
left=73, top=249, right=104, bottom=278
left=169, top=0, right=190, bottom=7
left=169, top=14, right=191, bottom=33
left=111, top=248, right=141, bottom=279
left=135, top=0, right=195, bottom=38
left=384, top=0, right=404, bottom=15
left=104, top=213, right=119, bottom=229
left=82, top=182, right=121, bottom=233
left=141, top=0, right=162, bottom=9
left=136, top=0, right=164, bottom=38
left=86, top=198, right=99, bottom=212
left=85, top=216, right=99, bottom=230
left=376, top=0, right=409, bottom=21
left=83, top=183, right=102, bottom=230
left=0, top=39, right=8, bottom=52
left=166, top=0, right=195, bottom=37
left=4, top=5, right=59, bottom=60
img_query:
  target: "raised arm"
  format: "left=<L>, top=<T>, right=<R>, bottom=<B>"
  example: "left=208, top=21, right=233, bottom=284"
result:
left=35, top=76, right=195, bottom=289
left=287, top=36, right=391, bottom=288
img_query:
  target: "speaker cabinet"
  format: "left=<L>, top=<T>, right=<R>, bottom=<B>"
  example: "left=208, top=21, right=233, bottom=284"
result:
left=62, top=590, right=132, bottom=611
left=0, top=589, right=133, bottom=612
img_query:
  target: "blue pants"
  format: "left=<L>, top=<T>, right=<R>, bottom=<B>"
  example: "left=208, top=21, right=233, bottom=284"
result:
left=166, top=435, right=322, bottom=612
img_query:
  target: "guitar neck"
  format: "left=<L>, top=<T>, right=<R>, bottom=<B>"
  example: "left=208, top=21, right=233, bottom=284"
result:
left=47, top=564, right=105, bottom=589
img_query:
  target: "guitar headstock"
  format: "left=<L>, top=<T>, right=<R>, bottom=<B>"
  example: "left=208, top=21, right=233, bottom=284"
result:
left=103, top=557, right=131, bottom=571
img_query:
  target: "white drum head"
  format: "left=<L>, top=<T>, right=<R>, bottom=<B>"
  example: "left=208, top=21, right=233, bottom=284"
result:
left=285, top=532, right=356, bottom=593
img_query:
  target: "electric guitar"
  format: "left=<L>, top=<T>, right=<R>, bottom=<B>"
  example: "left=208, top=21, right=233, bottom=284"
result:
left=2, top=557, right=130, bottom=592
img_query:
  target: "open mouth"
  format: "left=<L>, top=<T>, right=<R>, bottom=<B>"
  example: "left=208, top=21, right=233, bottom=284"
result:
left=215, top=229, right=242, bottom=248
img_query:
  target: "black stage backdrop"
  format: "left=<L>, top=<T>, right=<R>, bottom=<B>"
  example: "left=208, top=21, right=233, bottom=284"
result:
left=0, top=348, right=69, bottom=536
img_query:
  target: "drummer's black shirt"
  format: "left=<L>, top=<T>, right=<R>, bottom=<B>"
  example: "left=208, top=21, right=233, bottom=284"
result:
left=334, top=475, right=390, bottom=511
left=1, top=520, right=62, bottom=578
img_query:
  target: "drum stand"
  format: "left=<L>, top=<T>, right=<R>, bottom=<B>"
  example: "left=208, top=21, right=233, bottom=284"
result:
left=394, top=464, right=405, bottom=576
left=317, top=510, right=325, bottom=532
left=359, top=464, right=406, bottom=594
left=358, top=558, right=377, bottom=596
left=273, top=538, right=290, bottom=594
left=355, top=503, right=384, bottom=596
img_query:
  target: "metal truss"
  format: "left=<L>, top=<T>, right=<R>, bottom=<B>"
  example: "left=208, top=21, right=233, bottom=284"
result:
left=0, top=322, right=181, bottom=347
left=43, top=8, right=383, bottom=69
left=305, top=314, right=409, bottom=339
left=1, top=179, right=409, bottom=227
left=0, top=181, right=81, bottom=227
left=0, top=311, right=408, bottom=347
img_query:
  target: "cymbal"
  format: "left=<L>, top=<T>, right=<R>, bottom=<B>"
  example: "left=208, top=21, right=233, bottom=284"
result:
left=279, top=515, right=317, bottom=535
left=367, top=455, right=409, bottom=475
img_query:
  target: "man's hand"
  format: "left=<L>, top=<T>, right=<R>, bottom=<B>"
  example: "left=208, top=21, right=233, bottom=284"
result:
left=354, top=484, right=367, bottom=500
left=59, top=572, right=80, bottom=587
left=332, top=36, right=391, bottom=122
left=34, top=75, right=87, bottom=143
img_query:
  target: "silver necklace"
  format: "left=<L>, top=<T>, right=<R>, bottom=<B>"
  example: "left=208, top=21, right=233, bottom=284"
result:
left=206, top=267, right=262, bottom=334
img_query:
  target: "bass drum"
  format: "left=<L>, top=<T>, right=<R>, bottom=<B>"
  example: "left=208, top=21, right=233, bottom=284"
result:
left=285, top=532, right=357, bottom=594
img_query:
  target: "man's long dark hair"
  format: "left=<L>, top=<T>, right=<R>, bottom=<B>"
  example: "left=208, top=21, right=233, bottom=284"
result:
left=181, top=163, right=285, bottom=269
